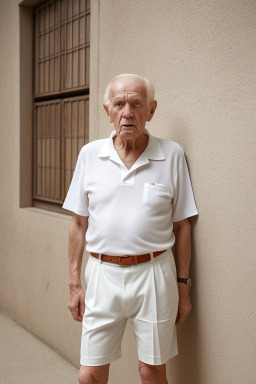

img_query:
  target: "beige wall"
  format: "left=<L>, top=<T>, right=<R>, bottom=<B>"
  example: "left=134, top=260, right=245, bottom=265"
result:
left=0, top=0, right=255, bottom=383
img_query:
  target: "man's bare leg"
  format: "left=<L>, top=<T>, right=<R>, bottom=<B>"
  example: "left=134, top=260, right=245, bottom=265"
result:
left=78, top=364, right=110, bottom=384
left=138, top=361, right=168, bottom=384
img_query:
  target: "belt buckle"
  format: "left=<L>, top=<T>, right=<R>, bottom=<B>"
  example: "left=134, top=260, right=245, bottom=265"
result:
left=119, top=255, right=129, bottom=267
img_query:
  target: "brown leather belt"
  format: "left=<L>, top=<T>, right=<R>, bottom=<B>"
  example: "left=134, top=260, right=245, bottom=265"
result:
left=90, top=250, right=167, bottom=267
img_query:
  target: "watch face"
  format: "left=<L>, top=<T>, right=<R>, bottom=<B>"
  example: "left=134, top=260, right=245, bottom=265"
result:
left=187, top=278, right=192, bottom=287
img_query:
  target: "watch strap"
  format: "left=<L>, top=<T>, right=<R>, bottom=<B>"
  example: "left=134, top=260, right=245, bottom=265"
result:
left=177, top=277, right=192, bottom=287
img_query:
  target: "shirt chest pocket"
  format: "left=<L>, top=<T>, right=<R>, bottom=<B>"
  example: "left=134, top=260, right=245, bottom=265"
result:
left=143, top=183, right=172, bottom=214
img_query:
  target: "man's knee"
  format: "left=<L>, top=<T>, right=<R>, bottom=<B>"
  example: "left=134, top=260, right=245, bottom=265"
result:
left=138, top=361, right=167, bottom=383
left=78, top=364, right=110, bottom=384
left=78, top=366, right=97, bottom=384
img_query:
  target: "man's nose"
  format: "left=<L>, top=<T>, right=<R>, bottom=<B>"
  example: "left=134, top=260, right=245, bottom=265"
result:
left=122, top=102, right=133, bottom=118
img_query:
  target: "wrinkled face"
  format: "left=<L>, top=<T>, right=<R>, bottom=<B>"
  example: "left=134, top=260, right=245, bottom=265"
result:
left=104, top=77, right=156, bottom=141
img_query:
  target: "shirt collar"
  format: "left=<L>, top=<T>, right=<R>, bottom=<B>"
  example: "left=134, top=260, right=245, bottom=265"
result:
left=98, top=128, right=165, bottom=161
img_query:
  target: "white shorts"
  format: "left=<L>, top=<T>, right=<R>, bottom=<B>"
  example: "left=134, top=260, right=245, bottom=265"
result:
left=80, top=249, right=179, bottom=366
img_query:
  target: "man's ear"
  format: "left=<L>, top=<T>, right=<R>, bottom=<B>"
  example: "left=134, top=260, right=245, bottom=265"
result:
left=147, top=100, right=157, bottom=122
left=103, top=104, right=112, bottom=123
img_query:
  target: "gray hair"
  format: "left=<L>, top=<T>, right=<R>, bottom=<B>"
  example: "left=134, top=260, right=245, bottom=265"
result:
left=103, top=74, right=155, bottom=106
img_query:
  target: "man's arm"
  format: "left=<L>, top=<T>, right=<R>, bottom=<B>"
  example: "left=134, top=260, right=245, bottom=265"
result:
left=173, top=218, right=192, bottom=324
left=67, top=213, right=88, bottom=322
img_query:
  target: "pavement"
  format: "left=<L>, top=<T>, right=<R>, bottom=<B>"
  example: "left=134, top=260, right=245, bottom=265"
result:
left=0, top=312, right=78, bottom=384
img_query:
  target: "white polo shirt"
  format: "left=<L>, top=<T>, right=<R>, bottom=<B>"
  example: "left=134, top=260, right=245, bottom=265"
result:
left=62, top=129, right=198, bottom=255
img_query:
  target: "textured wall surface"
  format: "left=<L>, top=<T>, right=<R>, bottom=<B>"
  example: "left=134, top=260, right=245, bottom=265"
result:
left=90, top=1, right=256, bottom=383
left=0, top=0, right=85, bottom=366
left=0, top=0, right=256, bottom=383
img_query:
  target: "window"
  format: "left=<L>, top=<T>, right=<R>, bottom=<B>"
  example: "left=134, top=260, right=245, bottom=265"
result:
left=33, top=0, right=90, bottom=213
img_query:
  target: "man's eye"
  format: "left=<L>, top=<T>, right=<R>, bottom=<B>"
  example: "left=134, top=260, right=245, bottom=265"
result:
left=135, top=101, right=140, bottom=106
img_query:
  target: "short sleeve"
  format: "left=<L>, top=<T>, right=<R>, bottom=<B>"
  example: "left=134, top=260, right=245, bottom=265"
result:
left=172, top=155, right=198, bottom=222
left=62, top=149, right=89, bottom=216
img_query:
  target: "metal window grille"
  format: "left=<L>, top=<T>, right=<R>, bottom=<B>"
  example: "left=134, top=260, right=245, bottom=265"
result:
left=33, top=0, right=90, bottom=212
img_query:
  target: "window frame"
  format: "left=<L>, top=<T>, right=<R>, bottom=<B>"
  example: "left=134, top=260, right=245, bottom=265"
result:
left=32, top=0, right=90, bottom=214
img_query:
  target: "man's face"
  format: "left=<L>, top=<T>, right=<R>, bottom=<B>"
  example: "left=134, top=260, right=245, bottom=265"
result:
left=104, top=77, right=157, bottom=141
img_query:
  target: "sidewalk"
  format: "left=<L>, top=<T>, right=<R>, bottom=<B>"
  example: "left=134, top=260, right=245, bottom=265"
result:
left=0, top=312, right=78, bottom=384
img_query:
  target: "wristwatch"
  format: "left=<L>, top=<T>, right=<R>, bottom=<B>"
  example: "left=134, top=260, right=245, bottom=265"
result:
left=177, top=277, right=192, bottom=287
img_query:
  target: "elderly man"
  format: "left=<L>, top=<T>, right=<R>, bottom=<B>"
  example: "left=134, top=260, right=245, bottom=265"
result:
left=63, top=74, right=198, bottom=384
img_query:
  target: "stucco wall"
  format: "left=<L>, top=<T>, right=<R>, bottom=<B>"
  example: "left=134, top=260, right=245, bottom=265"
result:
left=0, top=0, right=84, bottom=367
left=0, top=0, right=255, bottom=383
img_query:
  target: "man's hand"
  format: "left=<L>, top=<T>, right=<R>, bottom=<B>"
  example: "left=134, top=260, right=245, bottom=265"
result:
left=68, top=285, right=85, bottom=322
left=175, top=283, right=192, bottom=324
